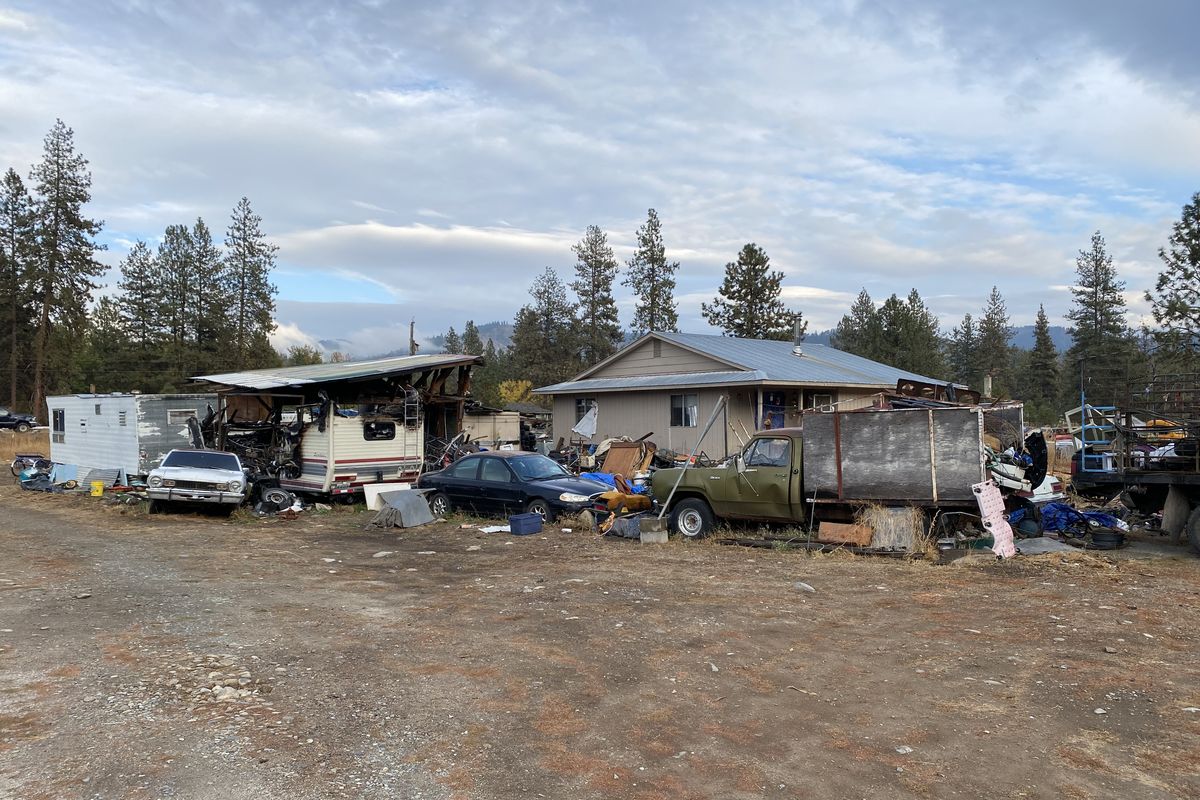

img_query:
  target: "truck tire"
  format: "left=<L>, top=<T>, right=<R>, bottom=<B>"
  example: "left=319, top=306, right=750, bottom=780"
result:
left=1187, top=506, right=1200, bottom=556
left=670, top=498, right=715, bottom=539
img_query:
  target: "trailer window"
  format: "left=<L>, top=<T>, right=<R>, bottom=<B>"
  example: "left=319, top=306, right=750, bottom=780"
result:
left=167, top=409, right=197, bottom=425
left=52, top=409, right=65, bottom=443
left=363, top=421, right=396, bottom=441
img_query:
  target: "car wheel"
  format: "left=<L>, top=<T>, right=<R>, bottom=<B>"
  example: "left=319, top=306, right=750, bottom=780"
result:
left=14, top=422, right=30, bottom=433
left=525, top=498, right=555, bottom=522
left=428, top=491, right=451, bottom=518
left=670, top=498, right=714, bottom=539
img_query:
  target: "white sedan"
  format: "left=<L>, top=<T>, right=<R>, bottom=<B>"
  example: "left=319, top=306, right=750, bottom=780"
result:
left=147, top=449, right=248, bottom=514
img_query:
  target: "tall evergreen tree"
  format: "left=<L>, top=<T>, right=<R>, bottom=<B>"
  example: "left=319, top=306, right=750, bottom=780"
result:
left=622, top=209, right=679, bottom=335
left=946, top=313, right=979, bottom=387
left=157, top=223, right=195, bottom=377
left=833, top=288, right=883, bottom=360
left=701, top=243, right=801, bottom=340
left=27, top=119, right=105, bottom=416
left=0, top=168, right=34, bottom=409
left=189, top=218, right=227, bottom=374
left=1065, top=230, right=1133, bottom=405
left=509, top=267, right=579, bottom=390
left=442, top=326, right=462, bottom=354
left=570, top=225, right=623, bottom=364
left=224, top=197, right=279, bottom=370
left=896, top=289, right=944, bottom=376
left=461, top=320, right=484, bottom=356
left=1025, top=304, right=1061, bottom=420
left=976, top=286, right=1013, bottom=396
left=1147, top=193, right=1200, bottom=361
left=117, top=241, right=162, bottom=351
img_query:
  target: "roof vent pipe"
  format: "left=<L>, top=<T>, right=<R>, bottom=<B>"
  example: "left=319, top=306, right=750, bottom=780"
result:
left=792, top=318, right=804, bottom=357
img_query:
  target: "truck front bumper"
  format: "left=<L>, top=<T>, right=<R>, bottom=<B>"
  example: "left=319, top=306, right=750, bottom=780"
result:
left=147, top=488, right=245, bottom=505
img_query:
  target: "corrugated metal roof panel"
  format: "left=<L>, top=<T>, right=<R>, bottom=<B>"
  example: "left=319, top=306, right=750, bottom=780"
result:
left=534, top=370, right=767, bottom=394
left=656, top=332, right=947, bottom=387
left=195, top=353, right=482, bottom=390
left=536, top=332, right=952, bottom=394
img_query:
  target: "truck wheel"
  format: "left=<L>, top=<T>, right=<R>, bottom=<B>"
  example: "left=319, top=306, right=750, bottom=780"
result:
left=670, top=498, right=714, bottom=539
left=1187, top=506, right=1200, bottom=556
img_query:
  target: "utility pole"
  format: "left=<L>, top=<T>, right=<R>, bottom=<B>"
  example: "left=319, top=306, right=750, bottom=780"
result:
left=409, top=318, right=419, bottom=356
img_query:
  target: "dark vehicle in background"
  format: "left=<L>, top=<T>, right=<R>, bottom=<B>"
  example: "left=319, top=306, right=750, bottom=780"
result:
left=417, top=451, right=609, bottom=521
left=0, top=407, right=36, bottom=433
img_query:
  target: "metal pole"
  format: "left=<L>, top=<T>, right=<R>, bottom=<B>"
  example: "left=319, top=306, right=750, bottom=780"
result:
left=657, top=394, right=728, bottom=521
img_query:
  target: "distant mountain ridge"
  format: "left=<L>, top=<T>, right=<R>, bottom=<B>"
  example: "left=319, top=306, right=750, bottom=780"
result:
left=804, top=324, right=1071, bottom=351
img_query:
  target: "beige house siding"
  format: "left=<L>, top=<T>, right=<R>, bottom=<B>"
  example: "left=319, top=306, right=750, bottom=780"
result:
left=587, top=339, right=736, bottom=379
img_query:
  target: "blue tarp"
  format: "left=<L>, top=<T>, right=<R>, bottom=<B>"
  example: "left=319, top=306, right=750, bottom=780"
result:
left=1009, top=502, right=1129, bottom=533
left=579, top=472, right=650, bottom=494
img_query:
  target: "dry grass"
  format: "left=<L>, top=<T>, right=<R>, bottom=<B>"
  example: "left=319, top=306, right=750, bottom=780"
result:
left=0, top=429, right=50, bottom=463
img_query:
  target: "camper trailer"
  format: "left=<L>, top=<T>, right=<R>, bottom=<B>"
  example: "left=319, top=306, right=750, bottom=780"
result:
left=194, top=353, right=483, bottom=500
left=45, top=393, right=217, bottom=476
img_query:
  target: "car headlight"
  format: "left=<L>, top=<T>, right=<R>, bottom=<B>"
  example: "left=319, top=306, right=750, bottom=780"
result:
left=558, top=492, right=591, bottom=503
left=228, top=480, right=241, bottom=491
left=149, top=476, right=162, bottom=487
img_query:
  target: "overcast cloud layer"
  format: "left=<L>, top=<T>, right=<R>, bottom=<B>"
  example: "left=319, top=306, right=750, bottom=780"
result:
left=2, top=0, right=1198, bottom=356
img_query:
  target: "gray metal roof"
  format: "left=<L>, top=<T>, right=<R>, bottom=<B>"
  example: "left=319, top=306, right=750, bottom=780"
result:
left=535, top=331, right=950, bottom=394
left=536, top=369, right=766, bottom=394
left=195, top=353, right=482, bottom=391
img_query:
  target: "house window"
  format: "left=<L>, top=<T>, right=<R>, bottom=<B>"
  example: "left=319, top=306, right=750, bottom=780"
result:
left=167, top=409, right=197, bottom=425
left=811, top=393, right=834, bottom=412
left=94, top=403, right=101, bottom=415
left=670, top=393, right=698, bottom=427
left=574, top=398, right=595, bottom=423
left=52, top=408, right=65, bottom=444
left=652, top=339, right=662, bottom=358
left=363, top=420, right=396, bottom=441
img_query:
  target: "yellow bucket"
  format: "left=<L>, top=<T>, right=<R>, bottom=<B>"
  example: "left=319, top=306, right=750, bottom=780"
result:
left=89, top=481, right=104, bottom=497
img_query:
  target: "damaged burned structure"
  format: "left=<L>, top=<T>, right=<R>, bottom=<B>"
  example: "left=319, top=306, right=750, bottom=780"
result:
left=192, top=354, right=482, bottom=500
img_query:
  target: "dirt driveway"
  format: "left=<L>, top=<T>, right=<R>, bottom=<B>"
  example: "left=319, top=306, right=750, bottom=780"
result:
left=1, top=485, right=1199, bottom=799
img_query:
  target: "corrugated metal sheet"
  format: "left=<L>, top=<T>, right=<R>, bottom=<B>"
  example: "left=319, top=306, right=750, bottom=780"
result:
left=195, top=354, right=482, bottom=390
left=536, top=332, right=949, bottom=394
left=535, top=369, right=765, bottom=394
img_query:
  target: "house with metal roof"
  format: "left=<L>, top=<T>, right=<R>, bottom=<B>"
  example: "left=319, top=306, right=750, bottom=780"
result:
left=534, top=331, right=950, bottom=458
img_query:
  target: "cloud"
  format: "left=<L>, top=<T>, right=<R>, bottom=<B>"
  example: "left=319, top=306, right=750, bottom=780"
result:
left=0, top=0, right=1196, bottom=348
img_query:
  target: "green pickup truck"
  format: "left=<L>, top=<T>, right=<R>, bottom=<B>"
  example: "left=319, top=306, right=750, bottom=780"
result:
left=652, top=429, right=804, bottom=537
left=652, top=404, right=1025, bottom=538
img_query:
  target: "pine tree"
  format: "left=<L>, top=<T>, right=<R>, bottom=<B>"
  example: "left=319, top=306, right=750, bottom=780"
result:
left=509, top=267, right=579, bottom=389
left=117, top=242, right=162, bottom=351
left=622, top=209, right=679, bottom=335
left=701, top=243, right=801, bottom=340
left=27, top=119, right=105, bottom=417
left=570, top=225, right=623, bottom=364
left=157, top=223, right=194, bottom=378
left=1066, top=230, right=1133, bottom=405
left=224, top=197, right=279, bottom=370
left=976, top=286, right=1013, bottom=396
left=0, top=168, right=34, bottom=409
left=190, top=218, right=227, bottom=374
left=1147, top=193, right=1200, bottom=361
left=895, top=289, right=944, bottom=376
left=1025, top=304, right=1060, bottom=420
left=833, top=289, right=883, bottom=360
left=443, top=326, right=463, bottom=354
left=946, top=313, right=979, bottom=387
left=461, top=320, right=484, bottom=356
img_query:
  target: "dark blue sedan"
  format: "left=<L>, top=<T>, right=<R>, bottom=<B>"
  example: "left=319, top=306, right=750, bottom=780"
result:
left=417, top=451, right=609, bottom=521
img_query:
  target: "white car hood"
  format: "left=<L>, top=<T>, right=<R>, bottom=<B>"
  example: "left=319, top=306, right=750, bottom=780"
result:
left=151, top=466, right=243, bottom=483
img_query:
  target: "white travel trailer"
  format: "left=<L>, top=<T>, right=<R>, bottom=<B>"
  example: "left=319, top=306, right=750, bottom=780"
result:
left=45, top=393, right=217, bottom=476
left=194, top=353, right=483, bottom=499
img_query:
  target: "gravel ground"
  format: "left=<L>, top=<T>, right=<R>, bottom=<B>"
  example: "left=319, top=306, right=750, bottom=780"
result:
left=1, top=484, right=1199, bottom=799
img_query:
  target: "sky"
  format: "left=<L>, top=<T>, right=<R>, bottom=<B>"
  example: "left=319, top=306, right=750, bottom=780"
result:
left=2, top=0, right=1198, bottom=357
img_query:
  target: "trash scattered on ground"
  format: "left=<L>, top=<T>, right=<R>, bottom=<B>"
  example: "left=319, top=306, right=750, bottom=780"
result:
left=794, top=582, right=816, bottom=593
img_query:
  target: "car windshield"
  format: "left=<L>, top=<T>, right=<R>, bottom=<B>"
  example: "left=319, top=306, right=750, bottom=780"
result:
left=161, top=451, right=240, bottom=471
left=508, top=454, right=569, bottom=481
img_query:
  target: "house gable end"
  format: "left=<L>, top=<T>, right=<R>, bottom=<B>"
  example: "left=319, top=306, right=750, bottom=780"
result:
left=588, top=337, right=744, bottom=379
